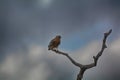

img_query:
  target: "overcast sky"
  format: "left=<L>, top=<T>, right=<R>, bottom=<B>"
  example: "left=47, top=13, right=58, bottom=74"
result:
left=0, top=0, right=120, bottom=80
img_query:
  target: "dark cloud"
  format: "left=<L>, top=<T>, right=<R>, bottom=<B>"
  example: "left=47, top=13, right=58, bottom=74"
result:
left=0, top=0, right=120, bottom=48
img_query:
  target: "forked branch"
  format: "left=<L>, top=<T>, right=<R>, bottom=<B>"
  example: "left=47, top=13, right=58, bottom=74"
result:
left=50, top=29, right=112, bottom=80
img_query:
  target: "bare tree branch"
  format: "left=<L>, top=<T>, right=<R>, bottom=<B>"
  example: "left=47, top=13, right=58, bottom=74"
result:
left=52, top=49, right=83, bottom=68
left=85, top=29, right=112, bottom=69
left=49, top=29, right=112, bottom=80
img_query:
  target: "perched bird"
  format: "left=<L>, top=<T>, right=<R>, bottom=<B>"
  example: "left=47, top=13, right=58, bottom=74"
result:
left=48, top=35, right=61, bottom=50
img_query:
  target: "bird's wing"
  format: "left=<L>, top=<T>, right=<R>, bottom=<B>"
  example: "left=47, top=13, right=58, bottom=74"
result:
left=48, top=39, right=55, bottom=48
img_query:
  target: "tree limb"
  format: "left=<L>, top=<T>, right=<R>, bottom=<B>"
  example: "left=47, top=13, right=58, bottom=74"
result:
left=49, top=29, right=112, bottom=80
left=85, top=29, right=112, bottom=69
left=52, top=49, right=83, bottom=68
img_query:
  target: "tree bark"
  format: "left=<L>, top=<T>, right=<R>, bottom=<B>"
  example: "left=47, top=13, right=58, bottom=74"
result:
left=50, top=29, right=112, bottom=80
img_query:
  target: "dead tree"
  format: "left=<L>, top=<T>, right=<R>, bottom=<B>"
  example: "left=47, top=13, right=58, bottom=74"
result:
left=49, top=29, right=112, bottom=80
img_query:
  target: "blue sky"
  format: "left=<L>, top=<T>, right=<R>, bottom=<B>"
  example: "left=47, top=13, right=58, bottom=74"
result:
left=0, top=0, right=120, bottom=80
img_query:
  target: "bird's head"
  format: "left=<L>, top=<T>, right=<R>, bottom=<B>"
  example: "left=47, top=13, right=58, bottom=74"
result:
left=56, top=35, right=61, bottom=39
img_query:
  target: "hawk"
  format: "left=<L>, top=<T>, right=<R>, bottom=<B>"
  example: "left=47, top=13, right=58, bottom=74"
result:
left=48, top=35, right=61, bottom=50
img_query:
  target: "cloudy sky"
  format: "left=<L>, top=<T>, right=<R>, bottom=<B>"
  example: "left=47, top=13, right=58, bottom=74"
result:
left=0, top=0, right=120, bottom=80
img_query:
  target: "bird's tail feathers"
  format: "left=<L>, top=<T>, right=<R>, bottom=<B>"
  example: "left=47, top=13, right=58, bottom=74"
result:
left=48, top=48, right=51, bottom=50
